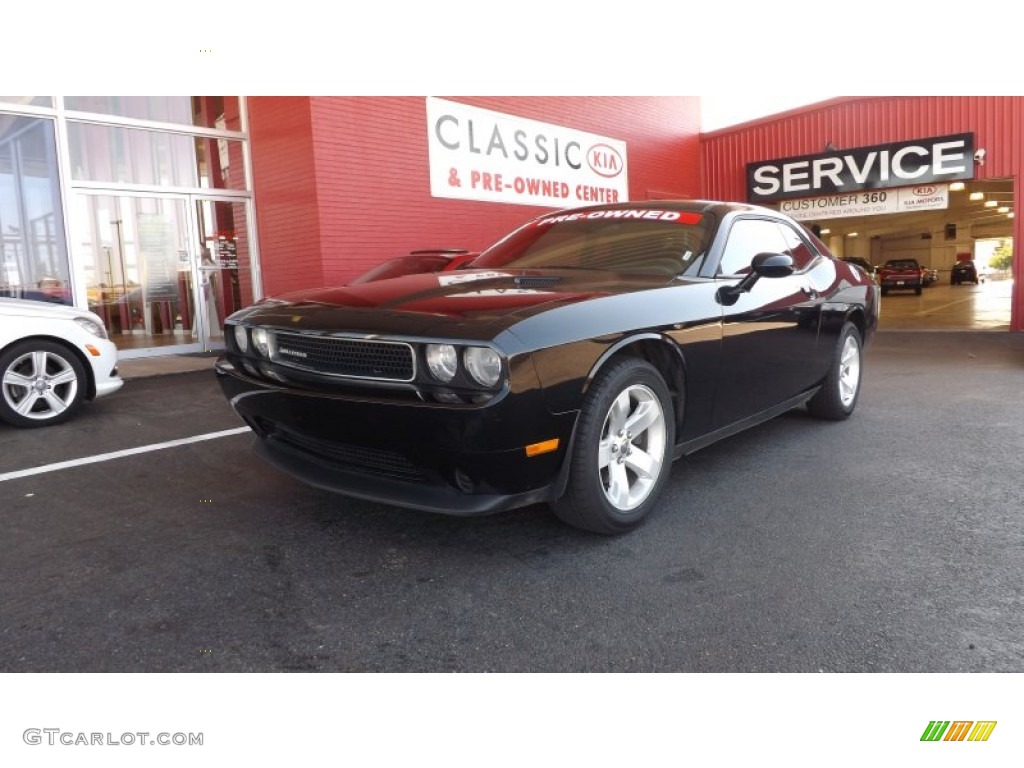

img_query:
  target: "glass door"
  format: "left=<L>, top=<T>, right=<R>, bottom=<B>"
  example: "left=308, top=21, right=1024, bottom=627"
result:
left=71, top=192, right=202, bottom=354
left=192, top=196, right=253, bottom=350
left=70, top=192, right=255, bottom=354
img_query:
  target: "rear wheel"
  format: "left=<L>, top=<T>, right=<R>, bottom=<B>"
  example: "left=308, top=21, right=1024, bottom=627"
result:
left=0, top=340, right=87, bottom=428
left=915, top=284, right=923, bottom=295
left=807, top=322, right=862, bottom=421
left=552, top=358, right=675, bottom=535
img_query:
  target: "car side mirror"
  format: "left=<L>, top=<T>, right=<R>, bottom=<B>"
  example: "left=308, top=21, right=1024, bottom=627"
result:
left=751, top=252, right=795, bottom=278
left=716, top=252, right=795, bottom=306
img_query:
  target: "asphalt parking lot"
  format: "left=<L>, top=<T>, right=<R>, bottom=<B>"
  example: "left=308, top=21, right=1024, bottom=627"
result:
left=1, top=331, right=1023, bottom=672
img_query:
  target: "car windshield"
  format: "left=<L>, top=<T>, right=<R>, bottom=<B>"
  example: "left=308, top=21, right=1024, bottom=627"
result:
left=885, top=259, right=919, bottom=269
left=471, top=209, right=713, bottom=277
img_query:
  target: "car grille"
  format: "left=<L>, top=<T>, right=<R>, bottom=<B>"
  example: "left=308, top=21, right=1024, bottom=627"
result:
left=267, top=424, right=427, bottom=483
left=272, top=332, right=415, bottom=382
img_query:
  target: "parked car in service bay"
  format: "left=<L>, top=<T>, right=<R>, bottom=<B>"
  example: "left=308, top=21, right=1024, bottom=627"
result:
left=349, top=249, right=478, bottom=284
left=0, top=298, right=123, bottom=427
left=216, top=201, right=879, bottom=534
left=950, top=259, right=982, bottom=285
left=878, top=258, right=925, bottom=295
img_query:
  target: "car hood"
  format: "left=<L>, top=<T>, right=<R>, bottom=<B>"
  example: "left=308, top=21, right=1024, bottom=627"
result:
left=233, top=269, right=681, bottom=341
left=0, top=297, right=103, bottom=323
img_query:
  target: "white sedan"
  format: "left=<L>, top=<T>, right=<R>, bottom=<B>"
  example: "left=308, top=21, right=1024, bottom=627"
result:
left=0, top=298, right=124, bottom=427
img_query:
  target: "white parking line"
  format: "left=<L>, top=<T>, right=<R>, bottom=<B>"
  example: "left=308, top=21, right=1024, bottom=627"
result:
left=0, top=427, right=252, bottom=483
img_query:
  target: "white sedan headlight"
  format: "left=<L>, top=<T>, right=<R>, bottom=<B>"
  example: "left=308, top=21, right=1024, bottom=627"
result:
left=73, top=317, right=108, bottom=339
left=464, top=347, right=502, bottom=387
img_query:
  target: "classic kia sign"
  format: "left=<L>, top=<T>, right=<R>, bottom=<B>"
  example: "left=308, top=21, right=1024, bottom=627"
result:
left=426, top=97, right=629, bottom=209
left=747, top=133, right=974, bottom=203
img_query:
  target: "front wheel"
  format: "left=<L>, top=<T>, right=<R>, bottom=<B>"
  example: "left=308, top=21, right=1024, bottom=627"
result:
left=807, top=322, right=863, bottom=421
left=0, top=340, right=87, bottom=427
left=552, top=358, right=676, bottom=535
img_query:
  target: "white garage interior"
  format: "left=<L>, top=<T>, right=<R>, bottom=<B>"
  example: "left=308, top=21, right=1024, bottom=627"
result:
left=804, top=179, right=1015, bottom=330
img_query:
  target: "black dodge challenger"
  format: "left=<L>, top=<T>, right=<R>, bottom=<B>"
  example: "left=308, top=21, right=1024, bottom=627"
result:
left=216, top=201, right=879, bottom=534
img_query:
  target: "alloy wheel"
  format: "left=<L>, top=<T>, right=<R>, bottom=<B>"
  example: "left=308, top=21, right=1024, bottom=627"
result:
left=2, top=350, right=81, bottom=421
left=838, top=334, right=861, bottom=408
left=597, top=384, right=667, bottom=511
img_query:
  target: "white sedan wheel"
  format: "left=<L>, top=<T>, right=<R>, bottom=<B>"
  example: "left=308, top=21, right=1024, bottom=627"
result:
left=0, top=341, right=86, bottom=427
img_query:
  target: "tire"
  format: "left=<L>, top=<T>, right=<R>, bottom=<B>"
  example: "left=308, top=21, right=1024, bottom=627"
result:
left=914, top=284, right=923, bottom=295
left=0, top=340, right=87, bottom=428
left=552, top=358, right=676, bottom=535
left=880, top=287, right=889, bottom=296
left=807, top=322, right=863, bottom=421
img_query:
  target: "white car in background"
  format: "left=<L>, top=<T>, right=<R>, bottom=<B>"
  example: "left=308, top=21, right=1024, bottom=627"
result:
left=0, top=298, right=123, bottom=427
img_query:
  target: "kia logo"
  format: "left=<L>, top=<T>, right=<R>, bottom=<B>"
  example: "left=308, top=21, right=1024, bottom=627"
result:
left=913, top=185, right=938, bottom=196
left=587, top=143, right=624, bottom=178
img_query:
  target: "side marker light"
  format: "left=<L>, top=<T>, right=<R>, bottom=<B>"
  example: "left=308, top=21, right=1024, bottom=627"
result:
left=525, top=438, right=560, bottom=457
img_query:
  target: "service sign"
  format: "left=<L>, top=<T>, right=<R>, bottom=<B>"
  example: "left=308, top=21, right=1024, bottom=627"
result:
left=747, top=133, right=974, bottom=203
left=779, top=184, right=950, bottom=221
left=426, top=97, right=629, bottom=209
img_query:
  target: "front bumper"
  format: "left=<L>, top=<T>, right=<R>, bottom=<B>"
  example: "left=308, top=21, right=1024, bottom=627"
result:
left=216, top=357, right=577, bottom=516
left=84, top=337, right=124, bottom=399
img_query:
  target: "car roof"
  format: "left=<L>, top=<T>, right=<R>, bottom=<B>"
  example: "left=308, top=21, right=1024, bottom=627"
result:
left=550, top=199, right=779, bottom=218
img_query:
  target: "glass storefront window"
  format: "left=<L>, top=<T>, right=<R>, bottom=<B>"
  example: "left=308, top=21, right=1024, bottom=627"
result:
left=0, top=115, right=70, bottom=304
left=0, top=97, right=53, bottom=108
left=67, top=122, right=198, bottom=187
left=64, top=96, right=242, bottom=131
left=196, top=136, right=246, bottom=190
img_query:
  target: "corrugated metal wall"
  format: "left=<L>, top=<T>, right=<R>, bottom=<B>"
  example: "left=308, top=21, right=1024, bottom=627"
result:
left=701, top=97, right=1024, bottom=331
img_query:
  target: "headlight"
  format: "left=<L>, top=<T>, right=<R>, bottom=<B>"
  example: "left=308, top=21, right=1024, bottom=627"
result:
left=73, top=317, right=108, bottom=339
left=251, top=327, right=274, bottom=357
left=425, top=343, right=458, bottom=382
left=233, top=325, right=249, bottom=353
left=464, top=346, right=502, bottom=387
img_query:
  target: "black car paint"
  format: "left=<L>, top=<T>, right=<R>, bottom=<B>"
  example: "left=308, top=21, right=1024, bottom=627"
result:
left=216, top=201, right=878, bottom=517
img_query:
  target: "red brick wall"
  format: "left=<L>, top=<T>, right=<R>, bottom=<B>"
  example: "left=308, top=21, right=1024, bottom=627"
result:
left=247, top=97, right=324, bottom=295
left=249, top=97, right=700, bottom=293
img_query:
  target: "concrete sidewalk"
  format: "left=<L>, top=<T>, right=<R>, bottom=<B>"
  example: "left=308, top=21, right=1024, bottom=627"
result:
left=118, top=353, right=219, bottom=380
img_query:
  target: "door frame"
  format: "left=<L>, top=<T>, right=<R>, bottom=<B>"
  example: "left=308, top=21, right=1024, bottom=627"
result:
left=188, top=193, right=256, bottom=353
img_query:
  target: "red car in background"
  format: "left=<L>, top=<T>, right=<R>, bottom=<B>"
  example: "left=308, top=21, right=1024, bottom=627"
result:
left=350, top=249, right=477, bottom=284
left=878, top=258, right=925, bottom=296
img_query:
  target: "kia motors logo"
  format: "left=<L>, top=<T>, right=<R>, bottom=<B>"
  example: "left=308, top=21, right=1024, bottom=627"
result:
left=588, top=143, right=624, bottom=178
left=913, top=185, right=939, bottom=196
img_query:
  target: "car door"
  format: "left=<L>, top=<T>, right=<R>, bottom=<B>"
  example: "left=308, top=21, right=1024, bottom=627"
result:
left=710, top=216, right=824, bottom=428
